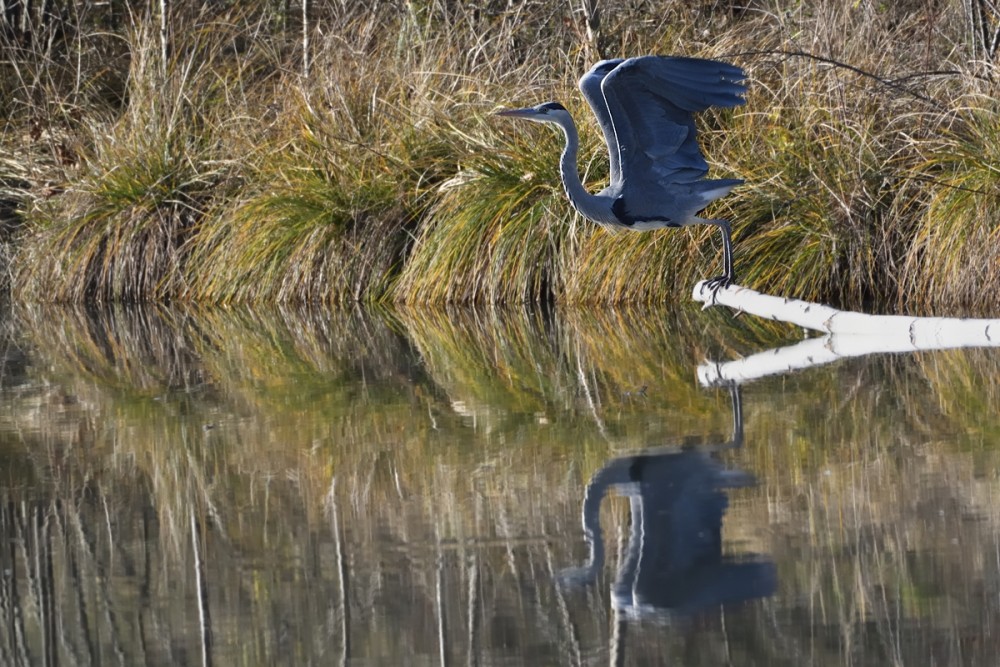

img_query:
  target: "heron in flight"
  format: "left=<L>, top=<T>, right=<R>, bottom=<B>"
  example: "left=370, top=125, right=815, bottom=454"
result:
left=497, top=56, right=746, bottom=291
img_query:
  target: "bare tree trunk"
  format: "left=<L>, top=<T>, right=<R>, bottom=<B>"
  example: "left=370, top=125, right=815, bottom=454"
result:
left=159, top=0, right=168, bottom=78
left=579, top=0, right=601, bottom=60
left=20, top=0, right=30, bottom=36
left=302, top=0, right=310, bottom=78
left=964, top=0, right=1000, bottom=61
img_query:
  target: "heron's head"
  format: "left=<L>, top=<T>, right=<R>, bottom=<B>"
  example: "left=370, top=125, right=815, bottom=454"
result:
left=495, top=102, right=569, bottom=125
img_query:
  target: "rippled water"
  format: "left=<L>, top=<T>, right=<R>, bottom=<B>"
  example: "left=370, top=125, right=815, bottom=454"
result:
left=0, top=303, right=998, bottom=665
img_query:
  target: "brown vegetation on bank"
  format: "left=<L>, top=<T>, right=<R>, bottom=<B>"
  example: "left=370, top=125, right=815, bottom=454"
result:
left=1, top=1, right=998, bottom=312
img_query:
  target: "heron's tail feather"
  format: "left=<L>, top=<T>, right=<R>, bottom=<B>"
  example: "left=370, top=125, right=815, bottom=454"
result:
left=695, top=178, right=744, bottom=204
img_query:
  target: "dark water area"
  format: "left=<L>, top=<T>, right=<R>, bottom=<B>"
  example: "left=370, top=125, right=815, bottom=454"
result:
left=0, top=302, right=998, bottom=665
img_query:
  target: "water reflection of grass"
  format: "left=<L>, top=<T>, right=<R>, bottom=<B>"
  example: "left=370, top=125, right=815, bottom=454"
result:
left=729, top=347, right=1000, bottom=664
left=400, top=303, right=796, bottom=447
left=916, top=349, right=1000, bottom=447
left=4, top=305, right=1000, bottom=663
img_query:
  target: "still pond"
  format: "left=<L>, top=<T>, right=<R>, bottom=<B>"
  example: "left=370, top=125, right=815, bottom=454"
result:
left=0, top=303, right=998, bottom=665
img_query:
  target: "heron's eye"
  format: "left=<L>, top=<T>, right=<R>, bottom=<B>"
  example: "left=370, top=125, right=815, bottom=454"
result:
left=539, top=102, right=566, bottom=113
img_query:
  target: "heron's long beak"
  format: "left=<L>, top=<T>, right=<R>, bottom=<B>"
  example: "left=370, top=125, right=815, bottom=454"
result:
left=495, top=107, right=538, bottom=119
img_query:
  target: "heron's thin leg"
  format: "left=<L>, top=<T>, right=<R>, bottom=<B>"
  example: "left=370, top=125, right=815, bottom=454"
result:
left=703, top=219, right=736, bottom=294
left=717, top=219, right=734, bottom=283
left=728, top=383, right=743, bottom=449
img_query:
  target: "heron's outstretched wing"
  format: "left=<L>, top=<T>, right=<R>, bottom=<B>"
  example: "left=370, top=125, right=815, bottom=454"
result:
left=601, top=56, right=746, bottom=205
left=578, top=59, right=625, bottom=185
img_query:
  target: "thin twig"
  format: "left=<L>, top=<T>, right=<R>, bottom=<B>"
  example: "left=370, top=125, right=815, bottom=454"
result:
left=728, top=49, right=972, bottom=110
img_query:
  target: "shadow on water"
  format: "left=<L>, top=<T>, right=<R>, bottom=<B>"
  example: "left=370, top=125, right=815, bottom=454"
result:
left=0, top=303, right=1000, bottom=664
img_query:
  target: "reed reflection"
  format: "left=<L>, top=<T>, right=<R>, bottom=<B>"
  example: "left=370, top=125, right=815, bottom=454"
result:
left=12, top=304, right=1000, bottom=664
left=559, top=386, right=775, bottom=620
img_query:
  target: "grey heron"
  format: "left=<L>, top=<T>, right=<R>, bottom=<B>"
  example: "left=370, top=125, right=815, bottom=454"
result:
left=497, top=56, right=747, bottom=291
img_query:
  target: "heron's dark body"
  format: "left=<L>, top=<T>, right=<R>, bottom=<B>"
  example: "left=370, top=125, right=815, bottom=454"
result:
left=605, top=178, right=744, bottom=230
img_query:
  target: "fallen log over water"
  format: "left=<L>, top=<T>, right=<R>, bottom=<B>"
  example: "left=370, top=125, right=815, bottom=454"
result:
left=692, top=281, right=1000, bottom=386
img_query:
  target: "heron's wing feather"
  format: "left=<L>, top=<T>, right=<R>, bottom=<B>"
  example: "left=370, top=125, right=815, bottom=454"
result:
left=601, top=56, right=746, bottom=214
left=579, top=59, right=626, bottom=185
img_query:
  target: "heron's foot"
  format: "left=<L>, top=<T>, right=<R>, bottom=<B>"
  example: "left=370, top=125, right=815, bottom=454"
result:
left=703, top=273, right=735, bottom=300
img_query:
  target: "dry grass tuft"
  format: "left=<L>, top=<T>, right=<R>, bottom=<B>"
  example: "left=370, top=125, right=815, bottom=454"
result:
left=12, top=19, right=247, bottom=302
left=900, top=91, right=1000, bottom=315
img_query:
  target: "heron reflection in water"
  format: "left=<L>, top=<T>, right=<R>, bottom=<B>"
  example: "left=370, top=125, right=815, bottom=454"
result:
left=558, top=386, right=775, bottom=619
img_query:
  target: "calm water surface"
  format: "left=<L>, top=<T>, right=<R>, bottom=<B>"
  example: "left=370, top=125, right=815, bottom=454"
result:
left=0, top=303, right=998, bottom=666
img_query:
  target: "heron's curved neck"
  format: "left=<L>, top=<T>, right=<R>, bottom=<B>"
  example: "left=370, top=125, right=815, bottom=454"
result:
left=552, top=115, right=607, bottom=222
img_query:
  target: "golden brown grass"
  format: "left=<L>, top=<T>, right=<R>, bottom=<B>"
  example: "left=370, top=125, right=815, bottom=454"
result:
left=1, top=1, right=998, bottom=311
